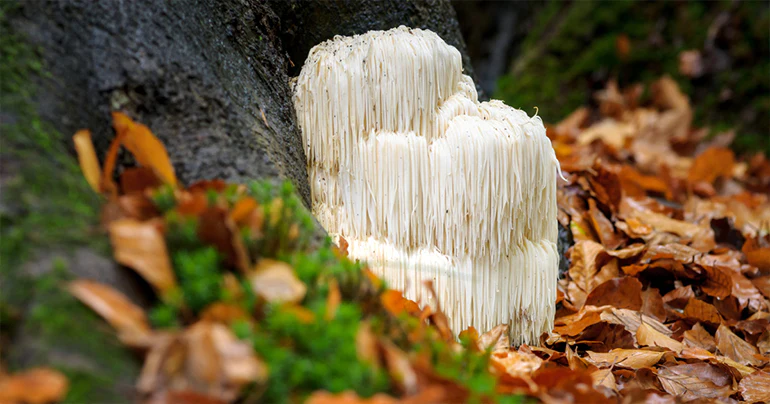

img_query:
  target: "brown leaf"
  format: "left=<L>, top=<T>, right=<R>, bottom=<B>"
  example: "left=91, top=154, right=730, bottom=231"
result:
left=120, top=167, right=163, bottom=194
left=229, top=197, right=258, bottom=225
left=715, top=324, right=765, bottom=366
left=554, top=306, right=604, bottom=336
left=587, top=198, right=622, bottom=249
left=739, top=370, right=770, bottom=403
left=109, top=218, right=177, bottom=293
left=566, top=240, right=610, bottom=308
left=249, top=259, right=306, bottom=304
left=490, top=349, right=543, bottom=379
left=743, top=237, right=770, bottom=272
left=600, top=307, right=672, bottom=337
left=682, top=323, right=716, bottom=352
left=0, top=368, right=69, bottom=404
left=640, top=287, right=667, bottom=322
left=379, top=340, right=418, bottom=396
left=198, top=207, right=250, bottom=272
left=752, top=275, right=770, bottom=299
left=688, top=147, right=735, bottom=185
left=355, top=321, right=379, bottom=366
left=662, top=285, right=694, bottom=309
left=585, top=349, right=664, bottom=370
left=700, top=265, right=733, bottom=299
left=637, top=322, right=682, bottom=352
left=584, top=277, right=643, bottom=310
left=112, top=112, right=177, bottom=186
left=683, top=299, right=723, bottom=326
left=478, top=324, right=509, bottom=352
left=657, top=363, right=735, bottom=400
left=68, top=280, right=150, bottom=337
left=72, top=129, right=101, bottom=193
left=208, top=323, right=267, bottom=387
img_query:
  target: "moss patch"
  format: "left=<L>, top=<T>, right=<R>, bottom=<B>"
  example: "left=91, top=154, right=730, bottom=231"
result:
left=495, top=0, right=769, bottom=155
left=0, top=4, right=139, bottom=402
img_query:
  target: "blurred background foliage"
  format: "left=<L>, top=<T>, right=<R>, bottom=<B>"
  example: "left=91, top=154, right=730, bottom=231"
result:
left=454, top=0, right=769, bottom=154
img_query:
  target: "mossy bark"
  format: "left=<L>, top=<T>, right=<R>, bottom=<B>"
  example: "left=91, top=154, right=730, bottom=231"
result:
left=0, top=0, right=475, bottom=400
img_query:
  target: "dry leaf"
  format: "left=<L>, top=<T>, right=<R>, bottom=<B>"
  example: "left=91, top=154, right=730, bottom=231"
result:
left=72, top=129, right=101, bottom=193
left=584, top=277, right=642, bottom=310
left=682, top=323, right=716, bottom=352
left=68, top=280, right=149, bottom=337
left=688, top=147, right=735, bottom=185
left=478, top=324, right=510, bottom=352
left=636, top=322, right=682, bottom=352
left=0, top=368, right=69, bottom=404
left=249, top=259, right=306, bottom=304
left=112, top=112, right=177, bottom=186
left=739, top=370, right=770, bottom=403
left=109, top=218, right=177, bottom=293
left=585, top=349, right=664, bottom=370
left=715, top=324, right=765, bottom=366
left=657, top=363, right=734, bottom=400
left=683, top=299, right=723, bottom=326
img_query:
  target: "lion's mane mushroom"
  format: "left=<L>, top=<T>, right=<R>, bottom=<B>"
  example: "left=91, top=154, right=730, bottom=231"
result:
left=292, top=26, right=560, bottom=345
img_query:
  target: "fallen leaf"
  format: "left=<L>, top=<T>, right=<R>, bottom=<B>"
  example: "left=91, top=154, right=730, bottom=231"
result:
left=657, top=363, right=734, bottom=400
left=682, top=323, right=716, bottom=352
left=478, top=324, right=509, bottom=352
left=72, top=129, right=101, bottom=193
left=381, top=290, right=421, bottom=317
left=683, top=299, right=722, bottom=326
left=0, top=368, right=69, bottom=404
left=249, top=259, right=306, bottom=304
left=584, top=277, right=642, bottom=310
left=112, top=112, right=177, bottom=186
left=715, top=324, right=765, bottom=366
left=108, top=218, right=177, bottom=293
left=600, top=307, right=672, bottom=337
left=585, top=349, right=664, bottom=370
left=688, top=147, right=735, bottom=185
left=739, top=370, right=770, bottom=403
left=68, top=280, right=150, bottom=337
left=637, top=322, right=682, bottom=352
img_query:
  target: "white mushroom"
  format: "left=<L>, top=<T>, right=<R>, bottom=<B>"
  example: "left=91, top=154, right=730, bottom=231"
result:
left=292, top=26, right=560, bottom=345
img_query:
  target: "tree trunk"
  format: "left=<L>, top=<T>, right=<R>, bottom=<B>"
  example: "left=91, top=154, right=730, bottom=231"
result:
left=0, top=0, right=474, bottom=400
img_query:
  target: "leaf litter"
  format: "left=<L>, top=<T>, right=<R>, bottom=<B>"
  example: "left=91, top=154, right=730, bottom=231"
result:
left=3, top=76, right=770, bottom=403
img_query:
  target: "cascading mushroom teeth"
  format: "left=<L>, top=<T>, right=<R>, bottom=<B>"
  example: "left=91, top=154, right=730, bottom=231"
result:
left=292, top=26, right=560, bottom=345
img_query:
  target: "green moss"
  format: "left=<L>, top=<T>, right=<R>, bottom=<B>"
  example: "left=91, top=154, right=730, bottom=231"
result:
left=0, top=5, right=139, bottom=401
left=495, top=0, right=770, bottom=155
left=15, top=268, right=138, bottom=403
left=0, top=2, right=105, bottom=273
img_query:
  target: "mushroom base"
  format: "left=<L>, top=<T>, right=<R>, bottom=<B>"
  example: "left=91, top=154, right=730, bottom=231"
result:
left=341, top=236, right=558, bottom=346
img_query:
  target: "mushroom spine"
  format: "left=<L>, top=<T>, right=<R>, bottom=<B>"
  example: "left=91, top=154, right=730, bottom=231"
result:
left=292, top=26, right=559, bottom=345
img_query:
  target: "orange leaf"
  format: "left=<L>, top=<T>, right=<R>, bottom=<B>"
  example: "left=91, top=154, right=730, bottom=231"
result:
left=380, top=290, right=420, bottom=317
left=229, top=197, right=258, bottom=224
left=68, top=280, right=150, bottom=337
left=0, top=368, right=69, bottom=404
left=636, top=322, right=682, bottom=352
left=72, top=129, right=101, bottom=193
left=688, top=147, right=735, bottom=185
left=108, top=218, right=177, bottom=293
left=112, top=112, right=177, bottom=186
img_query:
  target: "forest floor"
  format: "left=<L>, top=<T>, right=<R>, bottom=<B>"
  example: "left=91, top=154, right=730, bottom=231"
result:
left=2, top=77, right=770, bottom=403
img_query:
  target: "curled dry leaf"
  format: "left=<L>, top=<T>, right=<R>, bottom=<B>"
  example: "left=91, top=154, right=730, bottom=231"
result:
left=490, top=349, right=543, bottom=380
left=715, top=324, right=765, bottom=366
left=657, top=363, right=735, bottom=401
left=739, top=370, right=770, bottom=403
left=381, top=290, right=421, bottom=317
left=584, top=277, right=643, bottom=311
left=477, top=323, right=510, bottom=352
left=0, top=368, right=69, bottom=404
left=109, top=218, right=177, bottom=293
left=636, top=322, right=682, bottom=352
left=585, top=349, right=664, bottom=370
left=112, top=112, right=177, bottom=186
left=683, top=298, right=723, bottom=326
left=682, top=323, right=716, bottom=352
left=72, top=129, right=101, bottom=193
left=68, top=279, right=149, bottom=337
left=249, top=259, right=306, bottom=304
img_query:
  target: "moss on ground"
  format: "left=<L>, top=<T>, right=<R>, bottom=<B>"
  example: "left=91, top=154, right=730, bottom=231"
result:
left=495, top=0, right=770, bottom=155
left=0, top=4, right=138, bottom=402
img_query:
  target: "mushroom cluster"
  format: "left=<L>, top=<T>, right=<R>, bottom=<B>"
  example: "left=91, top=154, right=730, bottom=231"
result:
left=292, top=26, right=560, bottom=345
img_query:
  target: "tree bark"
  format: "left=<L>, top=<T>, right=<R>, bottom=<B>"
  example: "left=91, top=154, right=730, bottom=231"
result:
left=0, top=0, right=475, bottom=400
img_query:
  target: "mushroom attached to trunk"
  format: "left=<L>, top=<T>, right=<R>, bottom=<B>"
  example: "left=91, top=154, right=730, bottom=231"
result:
left=292, top=26, right=560, bottom=345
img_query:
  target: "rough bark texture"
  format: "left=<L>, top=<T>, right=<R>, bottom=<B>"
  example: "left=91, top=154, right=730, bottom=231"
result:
left=0, top=0, right=477, bottom=400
